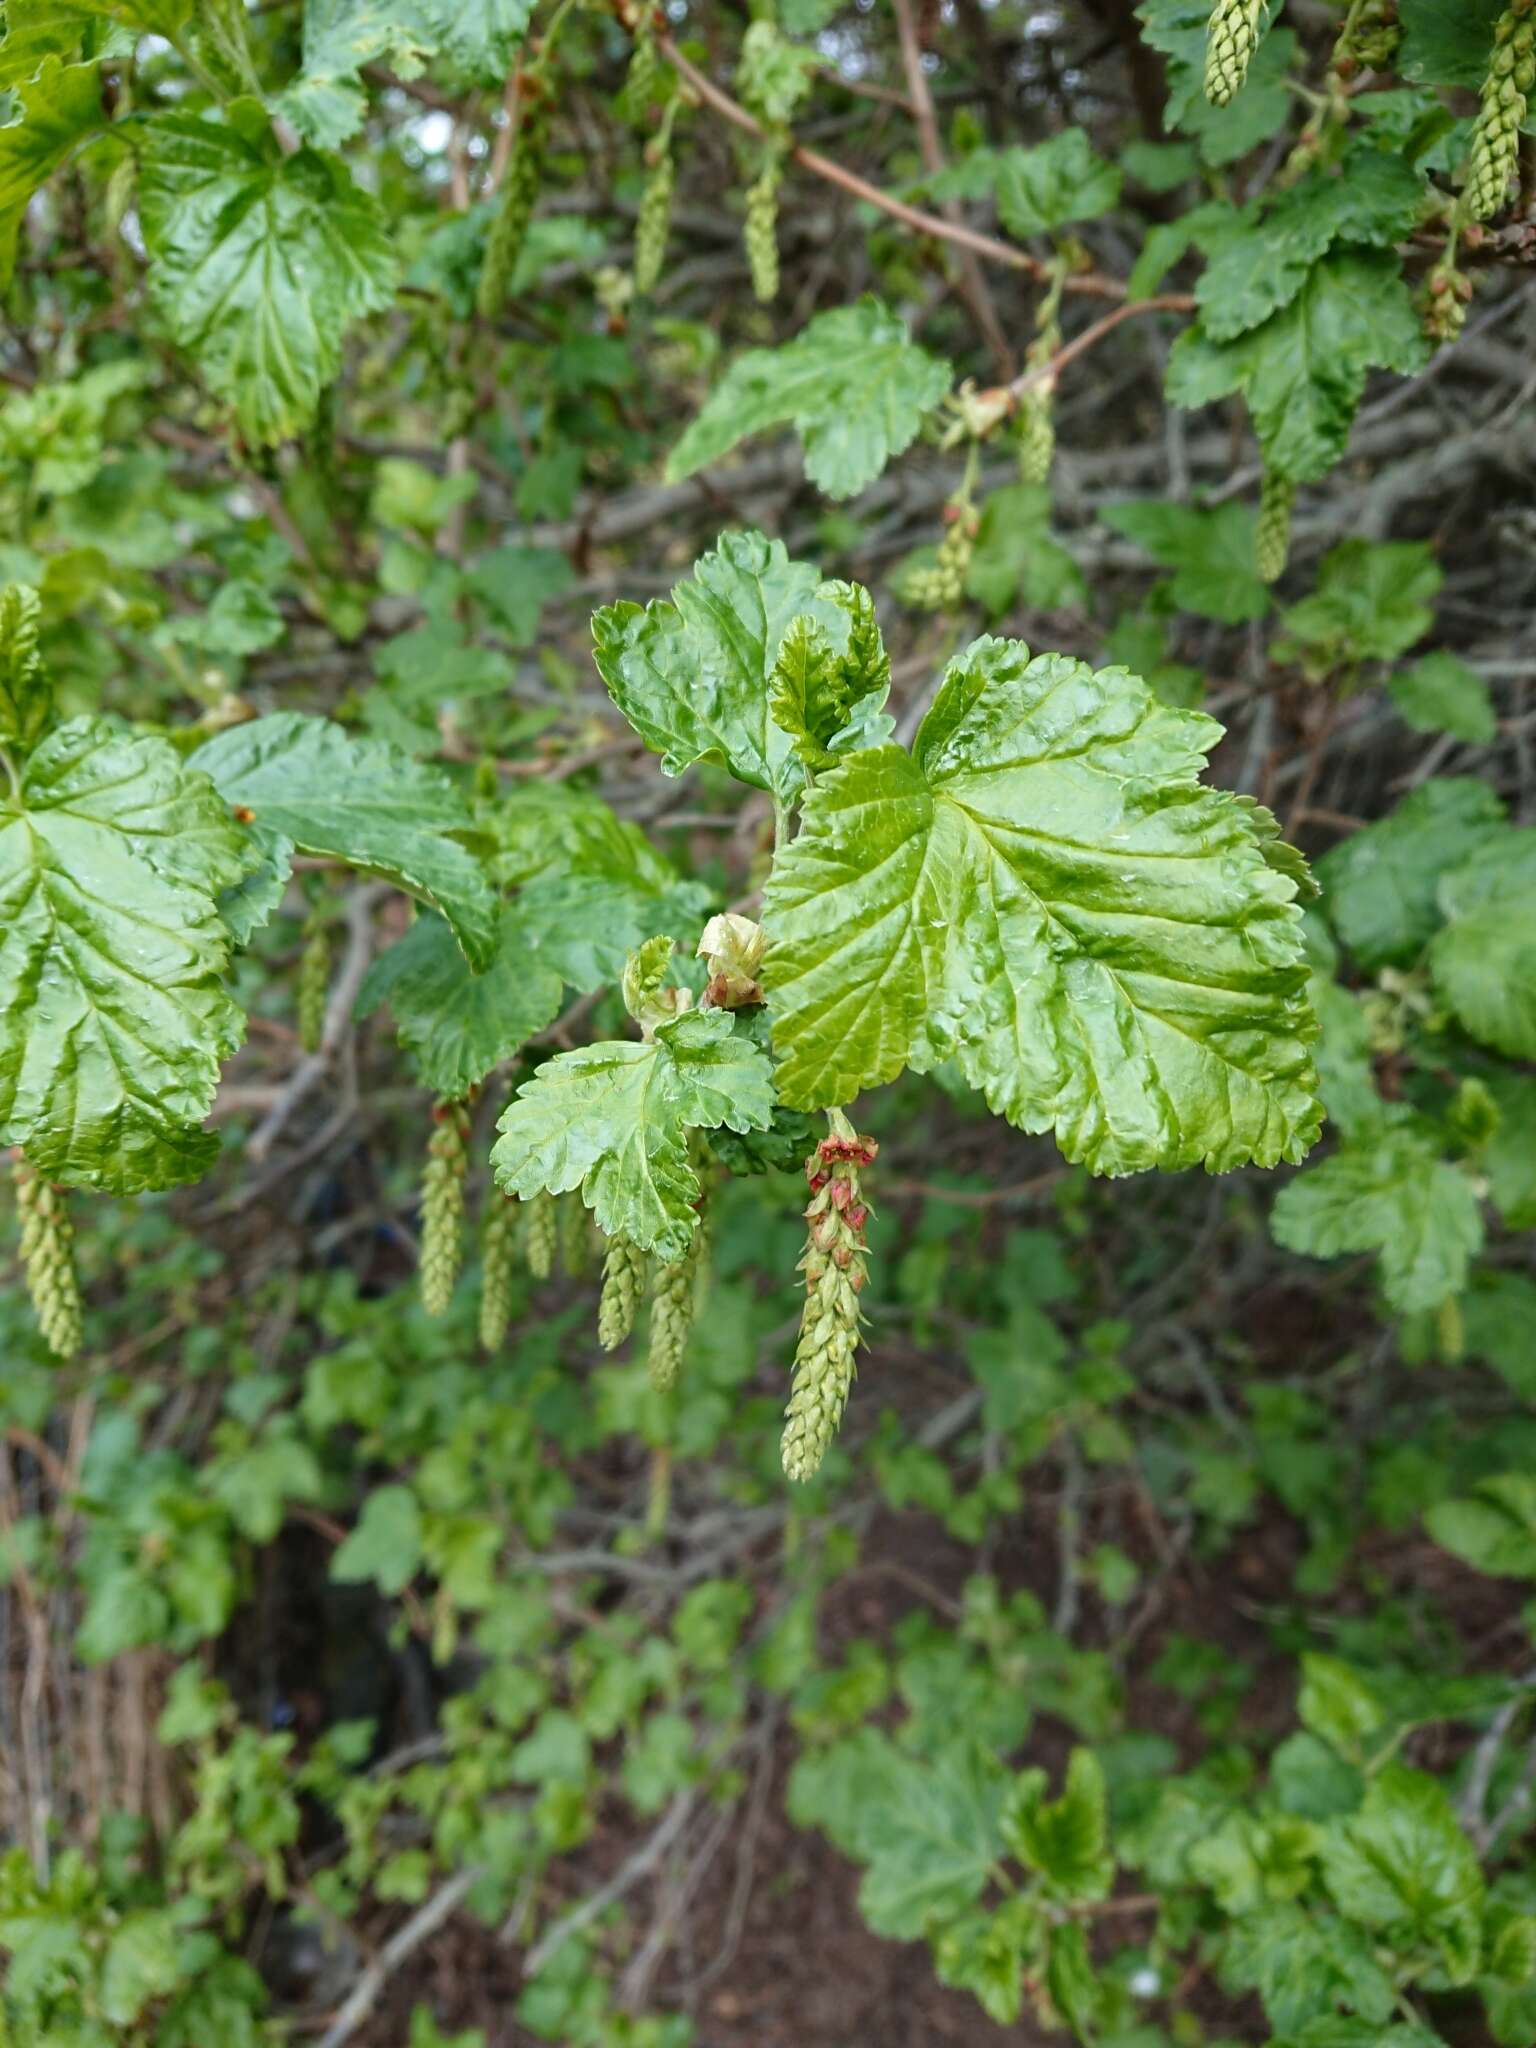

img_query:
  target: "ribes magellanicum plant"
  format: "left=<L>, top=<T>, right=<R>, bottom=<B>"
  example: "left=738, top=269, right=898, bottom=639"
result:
left=3, top=3, right=1535, bottom=2039
left=1, top=520, right=1321, bottom=1470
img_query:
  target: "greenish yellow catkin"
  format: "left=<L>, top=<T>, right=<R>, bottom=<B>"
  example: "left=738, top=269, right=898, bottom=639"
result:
left=906, top=504, right=977, bottom=611
left=1256, top=469, right=1295, bottom=584
left=598, top=1234, right=646, bottom=1351
left=1436, top=1293, right=1465, bottom=1365
left=557, top=1193, right=592, bottom=1278
left=1465, top=2, right=1535, bottom=221
left=781, top=1124, right=878, bottom=1483
left=745, top=160, right=781, bottom=303
left=297, top=914, right=329, bottom=1055
left=1204, top=0, right=1267, bottom=106
left=14, top=1158, right=84, bottom=1361
left=479, top=1192, right=520, bottom=1352
left=626, top=32, right=658, bottom=111
left=633, top=144, right=674, bottom=294
left=1016, top=385, right=1056, bottom=486
left=523, top=1189, right=557, bottom=1281
left=1421, top=254, right=1473, bottom=344
left=419, top=1098, right=472, bottom=1316
left=647, top=1223, right=706, bottom=1392
left=476, top=88, right=549, bottom=318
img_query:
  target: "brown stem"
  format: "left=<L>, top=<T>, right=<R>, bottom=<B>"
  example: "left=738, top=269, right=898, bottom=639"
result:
left=891, top=0, right=1015, bottom=376
left=1006, top=292, right=1195, bottom=401
left=656, top=29, right=1128, bottom=302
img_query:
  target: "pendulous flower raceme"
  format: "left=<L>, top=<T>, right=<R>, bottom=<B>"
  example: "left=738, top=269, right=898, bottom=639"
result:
left=781, top=1116, right=878, bottom=1483
left=1204, top=0, right=1268, bottom=106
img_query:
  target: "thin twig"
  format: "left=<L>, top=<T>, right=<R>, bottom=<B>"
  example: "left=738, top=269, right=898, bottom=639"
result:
left=657, top=31, right=1126, bottom=302
left=516, top=1788, right=698, bottom=1965
left=891, top=0, right=1013, bottom=375
left=314, top=1865, right=485, bottom=2048
left=1007, top=294, right=1196, bottom=400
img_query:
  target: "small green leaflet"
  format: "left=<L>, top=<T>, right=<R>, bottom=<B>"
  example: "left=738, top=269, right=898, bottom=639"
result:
left=1218, top=1906, right=1399, bottom=2036
left=764, top=638, right=1321, bottom=1176
left=593, top=533, right=889, bottom=799
left=190, top=712, right=498, bottom=968
left=1319, top=1764, right=1485, bottom=1985
left=358, top=910, right=565, bottom=1100
left=1001, top=1750, right=1113, bottom=1900
left=1278, top=539, right=1440, bottom=669
left=0, top=7, right=132, bottom=91
left=1388, top=652, right=1496, bottom=744
left=136, top=106, right=397, bottom=445
left=967, top=484, right=1085, bottom=617
left=1427, top=1475, right=1536, bottom=1581
left=994, top=129, right=1121, bottom=239
left=0, top=719, right=249, bottom=1191
left=331, top=1483, right=423, bottom=1595
left=490, top=1008, right=774, bottom=1259
left=1136, top=0, right=1296, bottom=166
left=1194, top=149, right=1425, bottom=344
left=0, top=54, right=105, bottom=281
left=1269, top=1120, right=1483, bottom=1313
left=847, top=1737, right=1010, bottom=1940
left=1168, top=249, right=1428, bottom=482
left=1429, top=829, right=1536, bottom=1058
left=1101, top=499, right=1269, bottom=624
left=0, top=583, right=50, bottom=748
left=767, top=581, right=891, bottom=768
left=736, top=19, right=818, bottom=126
left=275, top=0, right=537, bottom=146
left=1317, top=778, right=1505, bottom=972
left=665, top=299, right=951, bottom=500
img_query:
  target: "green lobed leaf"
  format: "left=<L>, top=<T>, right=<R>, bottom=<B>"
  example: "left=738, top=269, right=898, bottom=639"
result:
left=0, top=718, right=249, bottom=1191
left=1137, top=0, right=1296, bottom=166
left=1316, top=777, right=1506, bottom=972
left=1194, top=150, right=1426, bottom=344
left=1426, top=1475, right=1536, bottom=1580
left=331, top=1483, right=424, bottom=1595
left=994, top=129, right=1122, bottom=239
left=593, top=533, right=888, bottom=799
left=1389, top=651, right=1497, bottom=744
left=1319, top=1763, right=1485, bottom=1984
left=1278, top=540, right=1441, bottom=670
left=664, top=299, right=951, bottom=500
left=764, top=638, right=1320, bottom=1176
left=966, top=484, right=1085, bottom=616
left=136, top=107, right=397, bottom=446
left=0, top=54, right=106, bottom=280
left=357, top=909, right=565, bottom=1099
left=1167, top=250, right=1429, bottom=482
left=190, top=712, right=498, bottom=969
left=0, top=583, right=50, bottom=749
left=1398, top=0, right=1504, bottom=87
left=1218, top=1903, right=1397, bottom=2034
left=1101, top=499, right=1269, bottom=623
left=853, top=1738, right=1010, bottom=1939
left=1298, top=1653, right=1386, bottom=1759
left=0, top=6, right=133, bottom=91
left=1001, top=1749, right=1114, bottom=1900
left=1429, top=830, right=1536, bottom=1059
left=1483, top=1076, right=1536, bottom=1231
left=490, top=1009, right=774, bottom=1259
left=767, top=581, right=891, bottom=768
left=1269, top=1121, right=1484, bottom=1314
